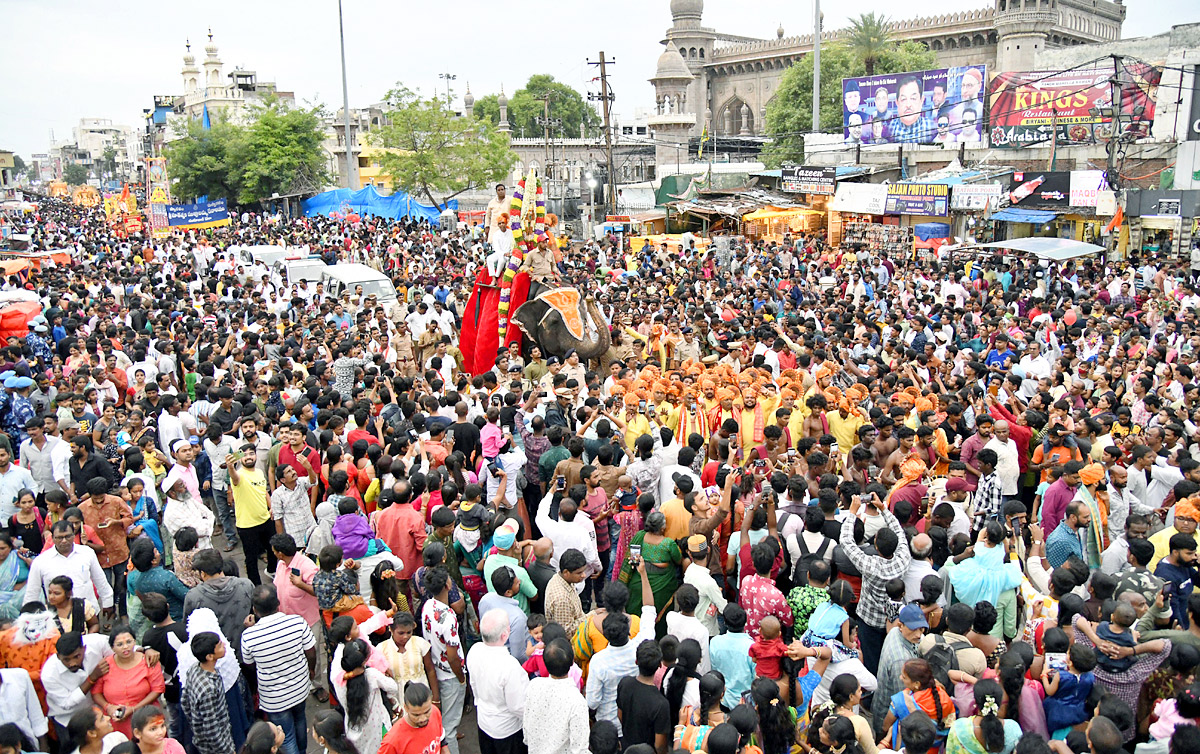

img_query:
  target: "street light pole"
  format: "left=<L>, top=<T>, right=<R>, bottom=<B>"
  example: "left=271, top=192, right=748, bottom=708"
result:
left=439, top=73, right=457, bottom=105
left=813, top=0, right=821, bottom=134
left=337, top=0, right=358, bottom=189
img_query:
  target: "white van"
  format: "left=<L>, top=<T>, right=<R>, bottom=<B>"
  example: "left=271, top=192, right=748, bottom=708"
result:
left=273, top=257, right=327, bottom=288
left=319, top=263, right=399, bottom=307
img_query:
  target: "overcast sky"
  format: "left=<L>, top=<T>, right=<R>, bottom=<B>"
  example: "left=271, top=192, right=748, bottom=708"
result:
left=1, top=0, right=1191, bottom=159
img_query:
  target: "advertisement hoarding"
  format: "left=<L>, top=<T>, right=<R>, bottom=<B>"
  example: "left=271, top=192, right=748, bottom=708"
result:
left=950, top=183, right=1003, bottom=211
left=166, top=198, right=231, bottom=230
left=781, top=166, right=837, bottom=194
left=987, top=63, right=1162, bottom=148
left=884, top=184, right=950, bottom=216
left=843, top=65, right=986, bottom=146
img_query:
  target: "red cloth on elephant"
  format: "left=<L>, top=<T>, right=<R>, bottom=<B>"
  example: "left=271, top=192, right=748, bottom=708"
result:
left=460, top=269, right=530, bottom=376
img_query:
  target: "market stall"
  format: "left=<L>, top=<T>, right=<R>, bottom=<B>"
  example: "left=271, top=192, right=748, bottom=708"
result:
left=741, top=207, right=823, bottom=240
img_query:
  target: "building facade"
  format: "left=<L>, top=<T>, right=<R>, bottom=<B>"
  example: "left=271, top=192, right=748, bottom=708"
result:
left=649, top=0, right=1126, bottom=168
left=175, top=33, right=296, bottom=132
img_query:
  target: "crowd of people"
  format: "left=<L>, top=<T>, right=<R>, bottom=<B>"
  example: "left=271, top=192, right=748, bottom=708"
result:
left=0, top=191, right=1199, bottom=754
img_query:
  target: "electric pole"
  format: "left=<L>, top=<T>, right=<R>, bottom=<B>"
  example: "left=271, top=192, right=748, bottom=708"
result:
left=813, top=0, right=822, bottom=134
left=589, top=52, right=617, bottom=216
left=535, top=95, right=561, bottom=214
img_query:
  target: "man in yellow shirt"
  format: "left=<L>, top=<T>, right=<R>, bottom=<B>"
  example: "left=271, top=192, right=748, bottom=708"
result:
left=226, top=443, right=275, bottom=584
left=660, top=473, right=695, bottom=540
left=826, top=399, right=867, bottom=456
left=736, top=387, right=780, bottom=457
left=619, top=393, right=654, bottom=455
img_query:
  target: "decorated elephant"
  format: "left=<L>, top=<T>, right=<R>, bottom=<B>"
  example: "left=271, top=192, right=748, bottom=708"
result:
left=510, top=288, right=612, bottom=362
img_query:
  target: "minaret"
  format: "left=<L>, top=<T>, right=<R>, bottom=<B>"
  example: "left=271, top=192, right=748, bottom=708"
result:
left=498, top=86, right=511, bottom=133
left=664, top=0, right=715, bottom=138
left=203, top=28, right=223, bottom=88
left=649, top=41, right=697, bottom=175
left=181, top=39, right=199, bottom=94
left=994, top=0, right=1056, bottom=72
left=463, top=83, right=475, bottom=114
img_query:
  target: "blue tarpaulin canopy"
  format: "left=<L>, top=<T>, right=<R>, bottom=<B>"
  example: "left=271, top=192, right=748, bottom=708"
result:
left=987, top=207, right=1059, bottom=224
left=302, top=186, right=457, bottom=225
left=914, top=223, right=951, bottom=241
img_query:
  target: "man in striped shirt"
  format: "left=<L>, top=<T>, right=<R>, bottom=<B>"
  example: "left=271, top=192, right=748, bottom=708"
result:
left=240, top=584, right=317, bottom=754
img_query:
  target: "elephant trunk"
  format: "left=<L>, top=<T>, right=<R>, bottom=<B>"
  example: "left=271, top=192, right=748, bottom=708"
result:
left=575, top=297, right=612, bottom=363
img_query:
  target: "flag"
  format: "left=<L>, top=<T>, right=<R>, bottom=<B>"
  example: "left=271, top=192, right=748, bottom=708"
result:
left=698, top=123, right=709, bottom=159
left=201, top=104, right=212, bottom=131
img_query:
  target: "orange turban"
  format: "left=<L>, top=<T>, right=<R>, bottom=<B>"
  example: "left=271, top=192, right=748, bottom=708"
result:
left=1079, top=463, right=1105, bottom=486
left=814, top=362, right=836, bottom=382
left=914, top=396, right=936, bottom=414
left=1176, top=497, right=1200, bottom=522
left=900, top=457, right=928, bottom=482
left=781, top=387, right=798, bottom=401
left=716, top=387, right=737, bottom=403
left=623, top=392, right=640, bottom=407
left=891, top=391, right=916, bottom=407
left=699, top=378, right=716, bottom=391
left=846, top=384, right=869, bottom=402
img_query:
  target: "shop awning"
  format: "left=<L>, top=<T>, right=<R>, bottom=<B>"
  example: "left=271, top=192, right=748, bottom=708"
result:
left=971, top=237, right=1105, bottom=261
left=987, top=208, right=1059, bottom=224
left=742, top=208, right=823, bottom=221
left=914, top=223, right=951, bottom=241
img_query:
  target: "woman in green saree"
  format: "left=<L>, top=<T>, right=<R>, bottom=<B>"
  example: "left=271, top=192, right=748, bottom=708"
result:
left=620, top=511, right=682, bottom=638
left=0, top=533, right=31, bottom=622
left=946, top=680, right=1022, bottom=754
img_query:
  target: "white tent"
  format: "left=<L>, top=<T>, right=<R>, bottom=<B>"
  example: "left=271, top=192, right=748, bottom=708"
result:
left=957, top=237, right=1104, bottom=261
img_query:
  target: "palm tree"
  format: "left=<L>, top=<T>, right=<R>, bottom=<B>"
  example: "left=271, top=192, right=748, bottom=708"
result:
left=847, top=12, right=892, bottom=75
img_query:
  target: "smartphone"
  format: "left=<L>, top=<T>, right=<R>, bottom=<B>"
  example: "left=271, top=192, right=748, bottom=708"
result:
left=290, top=567, right=300, bottom=577
left=630, top=544, right=642, bottom=559
left=787, top=449, right=797, bottom=458
left=753, top=458, right=767, bottom=469
left=232, top=449, right=245, bottom=461
left=487, top=461, right=500, bottom=476
left=638, top=399, right=647, bottom=413
left=556, top=475, right=566, bottom=491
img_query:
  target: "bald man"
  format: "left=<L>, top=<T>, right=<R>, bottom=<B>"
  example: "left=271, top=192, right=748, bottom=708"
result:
left=903, top=533, right=940, bottom=603
left=527, top=537, right=557, bottom=614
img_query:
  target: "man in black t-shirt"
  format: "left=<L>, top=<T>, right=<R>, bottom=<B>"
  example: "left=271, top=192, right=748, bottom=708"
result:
left=616, top=638, right=671, bottom=752
left=139, top=592, right=189, bottom=740
left=448, top=401, right=481, bottom=466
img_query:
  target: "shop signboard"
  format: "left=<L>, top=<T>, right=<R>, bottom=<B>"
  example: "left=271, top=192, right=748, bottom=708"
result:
left=782, top=165, right=836, bottom=194
left=842, top=65, right=987, bottom=145
left=885, top=183, right=949, bottom=216
left=1068, top=170, right=1110, bottom=207
left=830, top=183, right=888, bottom=215
left=1158, top=198, right=1182, bottom=216
left=1007, top=171, right=1073, bottom=208
left=988, top=63, right=1162, bottom=148
left=950, top=183, right=1003, bottom=211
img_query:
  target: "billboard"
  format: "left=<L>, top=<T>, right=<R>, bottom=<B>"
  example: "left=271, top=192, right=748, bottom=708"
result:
left=166, top=198, right=231, bottom=230
left=987, top=62, right=1162, bottom=148
left=951, top=183, right=1003, bottom=211
left=885, top=183, right=949, bottom=216
left=1007, top=172, right=1073, bottom=208
left=843, top=65, right=986, bottom=146
left=782, top=166, right=836, bottom=194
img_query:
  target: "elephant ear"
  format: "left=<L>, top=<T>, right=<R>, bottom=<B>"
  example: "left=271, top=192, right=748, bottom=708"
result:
left=511, top=300, right=548, bottom=340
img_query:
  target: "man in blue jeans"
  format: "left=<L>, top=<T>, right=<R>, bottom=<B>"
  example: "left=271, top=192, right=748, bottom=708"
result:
left=240, top=584, right=316, bottom=754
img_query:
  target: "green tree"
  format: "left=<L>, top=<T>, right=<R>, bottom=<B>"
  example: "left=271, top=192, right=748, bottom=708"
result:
left=101, top=147, right=118, bottom=180
left=237, top=100, right=329, bottom=203
left=371, top=85, right=516, bottom=210
left=163, top=118, right=247, bottom=202
left=847, top=12, right=892, bottom=75
left=12, top=154, right=26, bottom=179
left=473, top=74, right=601, bottom=139
left=63, top=163, right=88, bottom=186
left=762, top=40, right=936, bottom=167
left=163, top=98, right=328, bottom=204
